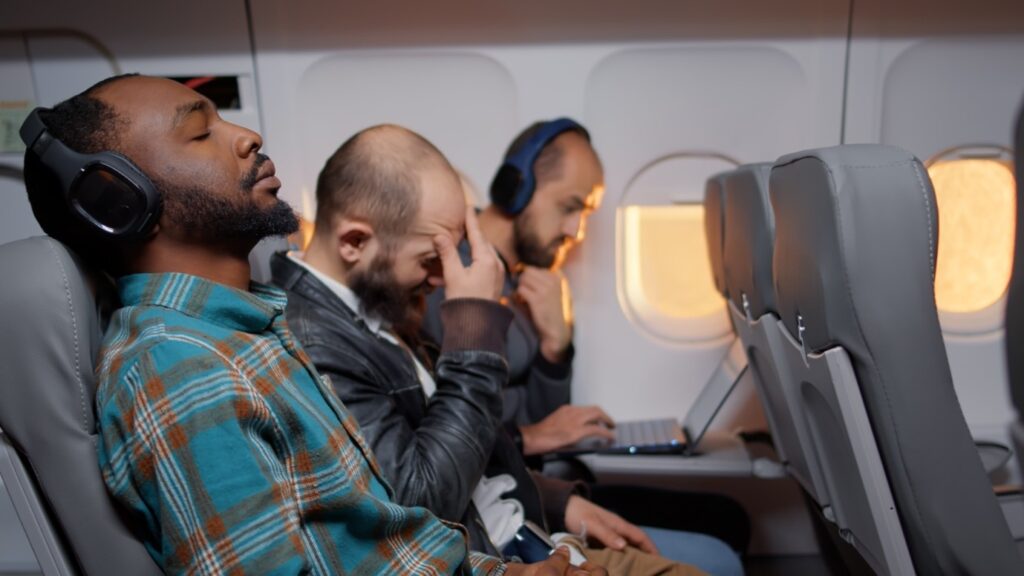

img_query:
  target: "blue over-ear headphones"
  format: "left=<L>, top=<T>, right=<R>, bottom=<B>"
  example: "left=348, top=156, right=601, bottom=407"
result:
left=20, top=107, right=162, bottom=239
left=489, top=117, right=589, bottom=216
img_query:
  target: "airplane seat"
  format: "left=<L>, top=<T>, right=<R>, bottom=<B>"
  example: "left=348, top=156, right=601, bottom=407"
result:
left=1008, top=97, right=1024, bottom=485
left=693, top=171, right=752, bottom=432
left=703, top=172, right=729, bottom=299
left=771, top=144, right=1023, bottom=575
left=0, top=236, right=161, bottom=575
left=249, top=235, right=290, bottom=283
left=719, top=163, right=830, bottom=507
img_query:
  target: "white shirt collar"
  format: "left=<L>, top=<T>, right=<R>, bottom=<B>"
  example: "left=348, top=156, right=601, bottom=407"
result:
left=286, top=252, right=385, bottom=335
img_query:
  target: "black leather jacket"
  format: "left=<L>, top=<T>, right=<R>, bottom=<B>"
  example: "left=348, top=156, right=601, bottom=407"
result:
left=271, top=253, right=579, bottom=555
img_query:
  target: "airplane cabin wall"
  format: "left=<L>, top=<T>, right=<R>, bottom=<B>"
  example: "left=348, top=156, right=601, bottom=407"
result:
left=0, top=0, right=1021, bottom=454
left=248, top=0, right=850, bottom=430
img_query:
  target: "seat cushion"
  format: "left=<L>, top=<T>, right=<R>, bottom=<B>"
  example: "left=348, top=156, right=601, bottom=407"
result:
left=0, top=236, right=160, bottom=575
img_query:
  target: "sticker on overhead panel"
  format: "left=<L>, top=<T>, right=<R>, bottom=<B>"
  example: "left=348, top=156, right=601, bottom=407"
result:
left=0, top=101, right=32, bottom=154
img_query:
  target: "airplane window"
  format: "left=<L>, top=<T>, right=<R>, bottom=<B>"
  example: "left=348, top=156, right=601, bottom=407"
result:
left=621, top=204, right=722, bottom=319
left=927, top=146, right=1015, bottom=314
left=617, top=153, right=736, bottom=343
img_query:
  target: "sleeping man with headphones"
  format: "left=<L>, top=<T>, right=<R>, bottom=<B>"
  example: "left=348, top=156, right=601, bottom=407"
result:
left=423, top=120, right=751, bottom=559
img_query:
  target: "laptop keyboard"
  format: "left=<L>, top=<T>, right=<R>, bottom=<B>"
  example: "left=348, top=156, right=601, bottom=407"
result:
left=613, top=418, right=682, bottom=448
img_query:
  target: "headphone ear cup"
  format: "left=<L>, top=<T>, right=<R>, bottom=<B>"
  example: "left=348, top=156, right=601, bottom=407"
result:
left=491, top=163, right=533, bottom=216
left=491, top=118, right=583, bottom=216
left=104, top=151, right=159, bottom=198
left=21, top=107, right=162, bottom=240
left=69, top=152, right=163, bottom=239
left=23, top=148, right=76, bottom=235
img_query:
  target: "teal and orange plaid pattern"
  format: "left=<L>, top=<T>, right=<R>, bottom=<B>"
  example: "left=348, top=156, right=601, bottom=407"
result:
left=95, top=272, right=505, bottom=575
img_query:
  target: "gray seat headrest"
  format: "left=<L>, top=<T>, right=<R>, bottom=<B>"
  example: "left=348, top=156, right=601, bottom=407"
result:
left=721, top=163, right=774, bottom=319
left=703, top=172, right=728, bottom=298
left=249, top=235, right=290, bottom=284
left=772, top=144, right=938, bottom=353
left=770, top=144, right=1022, bottom=574
left=0, top=236, right=160, bottom=574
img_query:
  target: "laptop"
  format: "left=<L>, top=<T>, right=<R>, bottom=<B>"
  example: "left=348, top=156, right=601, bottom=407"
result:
left=555, top=339, right=748, bottom=456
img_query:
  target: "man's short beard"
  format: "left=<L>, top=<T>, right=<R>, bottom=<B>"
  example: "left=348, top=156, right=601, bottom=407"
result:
left=349, top=248, right=425, bottom=329
left=513, top=209, right=564, bottom=269
left=157, top=155, right=299, bottom=243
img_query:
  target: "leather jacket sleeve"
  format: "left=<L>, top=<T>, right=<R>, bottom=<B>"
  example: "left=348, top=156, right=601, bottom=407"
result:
left=307, top=299, right=513, bottom=523
left=529, top=471, right=587, bottom=533
left=424, top=263, right=575, bottom=429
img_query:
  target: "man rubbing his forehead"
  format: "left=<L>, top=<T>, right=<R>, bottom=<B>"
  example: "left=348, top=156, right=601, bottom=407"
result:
left=24, top=75, right=599, bottom=576
left=273, top=124, right=706, bottom=576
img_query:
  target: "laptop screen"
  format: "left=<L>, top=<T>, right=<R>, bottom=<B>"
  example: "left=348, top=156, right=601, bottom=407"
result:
left=681, top=338, right=747, bottom=451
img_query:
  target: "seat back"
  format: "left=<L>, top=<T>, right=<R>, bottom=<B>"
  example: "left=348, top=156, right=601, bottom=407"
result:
left=1008, top=97, right=1024, bottom=483
left=249, top=235, right=290, bottom=284
left=771, top=144, right=1022, bottom=575
left=0, top=237, right=161, bottom=575
left=719, top=163, right=830, bottom=506
left=703, top=172, right=729, bottom=298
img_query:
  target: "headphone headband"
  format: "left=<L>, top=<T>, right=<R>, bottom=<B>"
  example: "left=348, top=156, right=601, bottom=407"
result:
left=20, top=107, right=162, bottom=239
left=19, top=107, right=50, bottom=153
left=490, top=117, right=588, bottom=216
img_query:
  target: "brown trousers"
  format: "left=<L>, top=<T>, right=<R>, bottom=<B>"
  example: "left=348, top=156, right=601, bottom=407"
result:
left=558, top=535, right=709, bottom=576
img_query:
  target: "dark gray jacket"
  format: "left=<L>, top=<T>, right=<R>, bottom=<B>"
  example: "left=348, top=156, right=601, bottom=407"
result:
left=424, top=241, right=573, bottom=428
left=271, top=253, right=579, bottom=554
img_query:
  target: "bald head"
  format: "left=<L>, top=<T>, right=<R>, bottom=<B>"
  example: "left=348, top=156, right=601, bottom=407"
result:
left=314, top=124, right=460, bottom=241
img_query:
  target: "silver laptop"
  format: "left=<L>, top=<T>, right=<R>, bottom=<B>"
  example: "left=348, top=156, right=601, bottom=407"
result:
left=556, top=340, right=747, bottom=456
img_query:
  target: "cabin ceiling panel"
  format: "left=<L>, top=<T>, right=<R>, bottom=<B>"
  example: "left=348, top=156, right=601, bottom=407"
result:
left=1, top=1, right=252, bottom=56
left=249, top=0, right=851, bottom=49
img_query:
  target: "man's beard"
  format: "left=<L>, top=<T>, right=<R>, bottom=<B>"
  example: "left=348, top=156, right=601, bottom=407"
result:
left=513, top=209, right=568, bottom=269
left=158, top=154, right=299, bottom=243
left=349, top=250, right=427, bottom=330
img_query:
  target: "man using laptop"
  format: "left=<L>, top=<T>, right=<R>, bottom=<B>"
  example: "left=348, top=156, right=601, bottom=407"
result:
left=423, top=119, right=607, bottom=459
left=274, top=123, right=741, bottom=575
left=422, top=120, right=751, bottom=554
left=25, top=74, right=599, bottom=575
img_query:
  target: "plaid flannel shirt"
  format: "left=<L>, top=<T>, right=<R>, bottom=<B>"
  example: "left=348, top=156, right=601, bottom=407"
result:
left=95, top=272, right=505, bottom=575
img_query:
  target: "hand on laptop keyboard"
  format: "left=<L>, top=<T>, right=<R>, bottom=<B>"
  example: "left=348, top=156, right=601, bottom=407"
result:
left=519, top=405, right=616, bottom=456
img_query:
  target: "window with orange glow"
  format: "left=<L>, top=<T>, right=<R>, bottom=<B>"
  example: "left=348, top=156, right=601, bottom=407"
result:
left=928, top=156, right=1016, bottom=314
left=620, top=204, right=724, bottom=320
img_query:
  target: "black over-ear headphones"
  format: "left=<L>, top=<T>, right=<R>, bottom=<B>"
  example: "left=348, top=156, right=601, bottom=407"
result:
left=489, top=117, right=588, bottom=216
left=20, top=107, right=162, bottom=239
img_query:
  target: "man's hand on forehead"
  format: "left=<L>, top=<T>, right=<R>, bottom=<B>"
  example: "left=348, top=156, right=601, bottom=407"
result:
left=433, top=207, right=503, bottom=301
